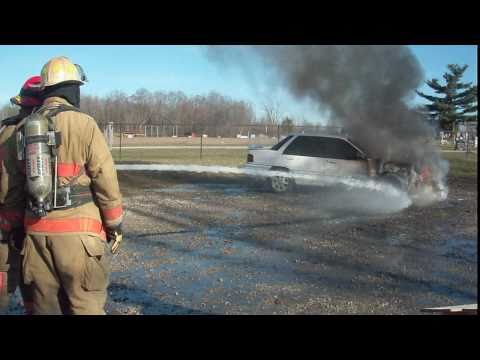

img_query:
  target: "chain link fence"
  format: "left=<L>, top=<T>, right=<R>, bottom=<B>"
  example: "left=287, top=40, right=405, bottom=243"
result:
left=101, top=122, right=345, bottom=161
left=101, top=122, right=344, bottom=140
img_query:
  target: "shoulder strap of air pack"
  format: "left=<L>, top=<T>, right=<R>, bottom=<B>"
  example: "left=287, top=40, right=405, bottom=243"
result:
left=35, top=104, right=84, bottom=136
left=1, top=115, right=20, bottom=127
left=45, top=104, right=84, bottom=118
left=14, top=104, right=81, bottom=132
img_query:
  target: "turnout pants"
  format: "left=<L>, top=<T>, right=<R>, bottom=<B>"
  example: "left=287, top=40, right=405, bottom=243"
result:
left=0, top=240, right=34, bottom=314
left=22, top=233, right=112, bottom=315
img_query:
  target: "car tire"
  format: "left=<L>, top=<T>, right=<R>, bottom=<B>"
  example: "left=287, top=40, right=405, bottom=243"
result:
left=268, top=168, right=295, bottom=193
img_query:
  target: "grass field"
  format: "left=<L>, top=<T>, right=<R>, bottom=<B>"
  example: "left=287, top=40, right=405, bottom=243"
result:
left=439, top=143, right=456, bottom=151
left=112, top=148, right=248, bottom=166
left=441, top=152, right=478, bottom=178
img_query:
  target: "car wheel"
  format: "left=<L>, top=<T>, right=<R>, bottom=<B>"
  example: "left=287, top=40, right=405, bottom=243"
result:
left=269, top=175, right=294, bottom=193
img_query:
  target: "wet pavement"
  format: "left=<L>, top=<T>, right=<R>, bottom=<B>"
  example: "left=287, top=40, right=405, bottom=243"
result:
left=106, top=172, right=477, bottom=315
left=4, top=172, right=477, bottom=315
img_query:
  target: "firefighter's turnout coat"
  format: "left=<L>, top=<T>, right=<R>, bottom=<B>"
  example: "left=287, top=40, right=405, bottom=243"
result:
left=20, top=96, right=123, bottom=238
left=0, top=114, right=30, bottom=313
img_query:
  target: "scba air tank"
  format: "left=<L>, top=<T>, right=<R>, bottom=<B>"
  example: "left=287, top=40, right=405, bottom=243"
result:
left=24, top=113, right=53, bottom=216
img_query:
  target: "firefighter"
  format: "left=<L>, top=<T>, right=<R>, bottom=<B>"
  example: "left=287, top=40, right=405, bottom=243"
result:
left=19, top=56, right=124, bottom=315
left=0, top=76, right=41, bottom=315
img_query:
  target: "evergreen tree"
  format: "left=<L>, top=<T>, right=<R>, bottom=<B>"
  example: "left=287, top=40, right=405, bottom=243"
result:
left=417, top=64, right=477, bottom=131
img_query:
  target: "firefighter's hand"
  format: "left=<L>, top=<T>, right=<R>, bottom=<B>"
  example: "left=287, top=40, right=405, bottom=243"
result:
left=106, top=223, right=123, bottom=254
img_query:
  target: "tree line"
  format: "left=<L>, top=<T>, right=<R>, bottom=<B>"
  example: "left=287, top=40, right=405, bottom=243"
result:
left=1, top=89, right=258, bottom=130
left=80, top=89, right=262, bottom=137
left=0, top=88, right=316, bottom=137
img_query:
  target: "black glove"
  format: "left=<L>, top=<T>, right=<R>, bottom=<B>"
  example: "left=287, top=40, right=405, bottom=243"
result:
left=106, top=223, right=123, bottom=254
left=9, top=228, right=26, bottom=251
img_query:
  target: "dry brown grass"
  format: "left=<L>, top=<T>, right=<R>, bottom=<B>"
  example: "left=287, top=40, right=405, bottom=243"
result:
left=442, top=152, right=478, bottom=178
left=113, top=148, right=248, bottom=166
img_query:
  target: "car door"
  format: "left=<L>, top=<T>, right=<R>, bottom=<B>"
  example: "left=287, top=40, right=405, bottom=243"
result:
left=280, top=136, right=337, bottom=176
left=318, top=137, right=368, bottom=177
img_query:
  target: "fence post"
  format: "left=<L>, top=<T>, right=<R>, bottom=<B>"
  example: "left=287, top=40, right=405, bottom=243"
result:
left=119, top=124, right=122, bottom=161
left=104, top=122, right=114, bottom=150
left=466, top=131, right=469, bottom=158
left=108, top=122, right=113, bottom=149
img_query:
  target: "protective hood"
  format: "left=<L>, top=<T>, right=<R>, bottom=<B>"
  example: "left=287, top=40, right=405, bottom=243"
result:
left=41, top=83, right=81, bottom=108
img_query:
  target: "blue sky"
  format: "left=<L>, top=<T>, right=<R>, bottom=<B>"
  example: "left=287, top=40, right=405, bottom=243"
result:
left=0, top=45, right=476, bottom=122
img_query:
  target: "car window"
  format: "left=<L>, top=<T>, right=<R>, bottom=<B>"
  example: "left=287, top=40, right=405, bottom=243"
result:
left=284, top=136, right=361, bottom=160
left=321, top=138, right=362, bottom=160
left=283, top=136, right=316, bottom=156
left=271, top=135, right=293, bottom=151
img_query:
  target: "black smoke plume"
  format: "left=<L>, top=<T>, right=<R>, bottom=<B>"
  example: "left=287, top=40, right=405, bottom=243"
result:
left=207, top=45, right=445, bottom=171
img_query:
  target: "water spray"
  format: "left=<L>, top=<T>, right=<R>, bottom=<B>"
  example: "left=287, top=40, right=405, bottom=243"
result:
left=116, top=163, right=412, bottom=209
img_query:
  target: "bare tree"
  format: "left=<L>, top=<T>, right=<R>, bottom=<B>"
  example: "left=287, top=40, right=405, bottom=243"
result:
left=80, top=88, right=257, bottom=137
left=262, top=97, right=282, bottom=126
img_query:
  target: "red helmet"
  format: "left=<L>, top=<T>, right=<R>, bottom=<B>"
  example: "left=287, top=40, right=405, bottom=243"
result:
left=10, top=76, right=43, bottom=107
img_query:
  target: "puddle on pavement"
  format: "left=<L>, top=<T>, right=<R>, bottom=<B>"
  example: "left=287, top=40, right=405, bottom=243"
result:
left=3, top=290, right=24, bottom=315
left=150, top=183, right=252, bottom=197
left=151, top=184, right=199, bottom=193
left=437, top=236, right=477, bottom=263
left=108, top=220, right=301, bottom=314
